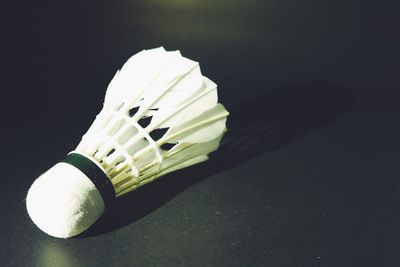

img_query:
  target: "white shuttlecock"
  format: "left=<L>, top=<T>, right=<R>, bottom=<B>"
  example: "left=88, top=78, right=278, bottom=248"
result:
left=26, top=47, right=229, bottom=238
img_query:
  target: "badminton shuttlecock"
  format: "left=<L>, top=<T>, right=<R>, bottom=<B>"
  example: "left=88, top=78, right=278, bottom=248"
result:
left=26, top=47, right=229, bottom=238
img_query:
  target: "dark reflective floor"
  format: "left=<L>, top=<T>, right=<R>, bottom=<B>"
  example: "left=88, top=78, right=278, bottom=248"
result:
left=1, top=1, right=400, bottom=266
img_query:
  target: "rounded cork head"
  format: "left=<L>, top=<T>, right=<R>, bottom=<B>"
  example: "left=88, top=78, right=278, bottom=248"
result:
left=26, top=163, right=105, bottom=238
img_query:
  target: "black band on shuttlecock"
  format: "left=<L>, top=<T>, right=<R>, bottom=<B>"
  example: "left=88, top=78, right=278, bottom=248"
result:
left=62, top=152, right=115, bottom=207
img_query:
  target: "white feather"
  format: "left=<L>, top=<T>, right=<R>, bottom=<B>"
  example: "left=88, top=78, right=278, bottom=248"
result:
left=75, top=47, right=229, bottom=196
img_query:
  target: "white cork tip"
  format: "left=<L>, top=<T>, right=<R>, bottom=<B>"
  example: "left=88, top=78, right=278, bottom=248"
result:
left=26, top=163, right=105, bottom=238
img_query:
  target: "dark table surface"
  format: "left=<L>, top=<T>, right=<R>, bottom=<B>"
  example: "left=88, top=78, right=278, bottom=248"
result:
left=1, top=1, right=400, bottom=266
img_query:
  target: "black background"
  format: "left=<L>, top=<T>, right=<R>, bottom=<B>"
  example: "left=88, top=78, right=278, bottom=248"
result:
left=1, top=1, right=400, bottom=266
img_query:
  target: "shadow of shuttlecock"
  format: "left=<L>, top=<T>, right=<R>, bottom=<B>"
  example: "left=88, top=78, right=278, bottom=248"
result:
left=79, top=82, right=357, bottom=237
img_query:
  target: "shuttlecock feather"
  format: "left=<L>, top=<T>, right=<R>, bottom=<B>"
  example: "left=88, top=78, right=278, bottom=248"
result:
left=26, top=47, right=229, bottom=238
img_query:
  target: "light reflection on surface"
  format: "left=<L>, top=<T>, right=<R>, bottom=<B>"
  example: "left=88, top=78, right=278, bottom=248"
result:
left=131, top=0, right=272, bottom=46
left=35, top=241, right=80, bottom=267
left=147, top=0, right=203, bottom=9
